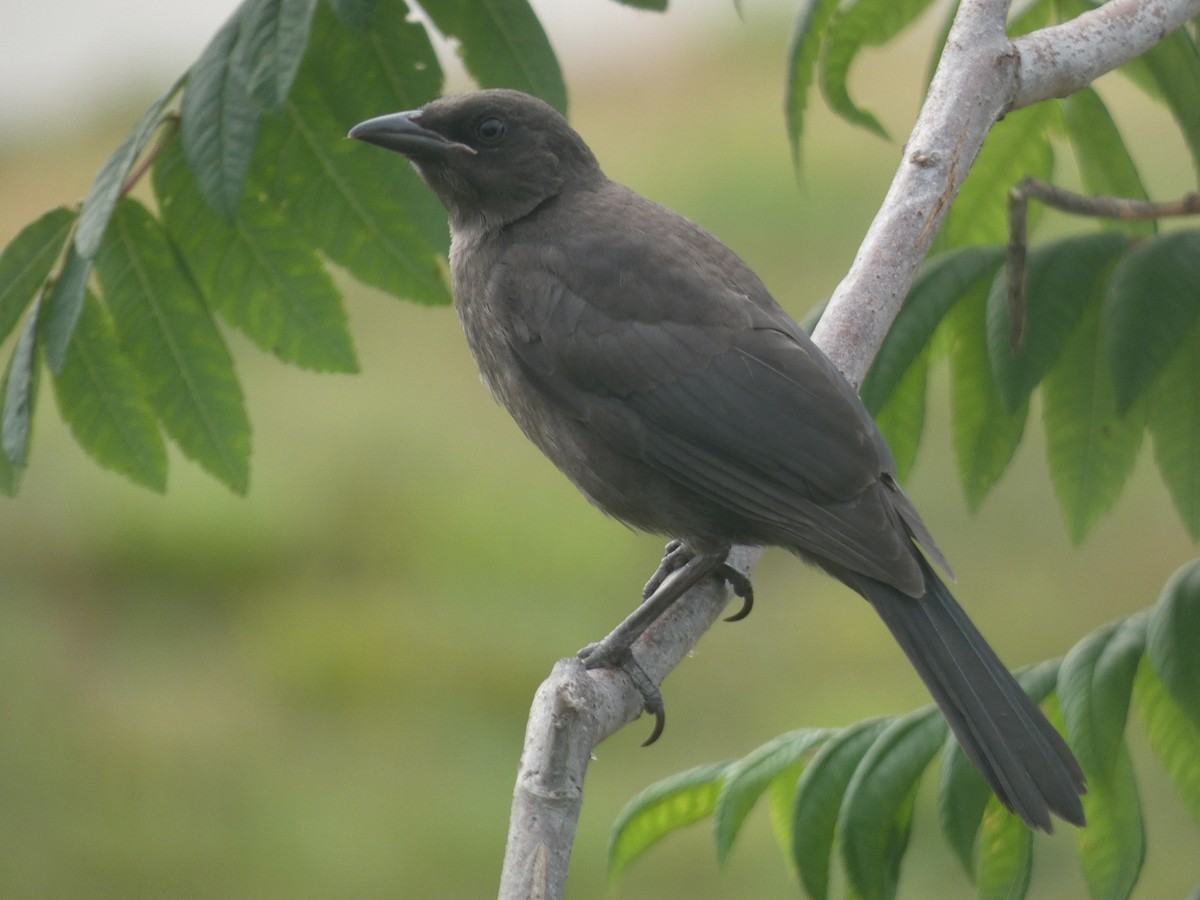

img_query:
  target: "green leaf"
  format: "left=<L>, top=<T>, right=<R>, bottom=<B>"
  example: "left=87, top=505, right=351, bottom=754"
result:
left=785, top=0, right=841, bottom=170
left=253, top=71, right=450, bottom=305
left=863, top=245, right=1005, bottom=414
left=326, top=0, right=378, bottom=29
left=819, top=0, right=939, bottom=140
left=1147, top=312, right=1200, bottom=538
left=1074, top=741, right=1144, bottom=900
left=1042, top=292, right=1146, bottom=543
left=50, top=293, right=167, bottom=491
left=1105, top=230, right=1200, bottom=413
left=939, top=732, right=995, bottom=877
left=181, top=10, right=263, bottom=221
left=608, top=762, right=730, bottom=882
left=1146, top=560, right=1200, bottom=730
left=1059, top=89, right=1153, bottom=237
left=154, top=135, right=356, bottom=372
left=988, top=232, right=1128, bottom=416
left=791, top=718, right=892, bottom=900
left=2, top=300, right=41, bottom=468
left=872, top=351, right=927, bottom=483
left=1058, top=614, right=1147, bottom=783
left=41, top=246, right=95, bottom=374
left=94, top=199, right=251, bottom=493
left=75, top=82, right=178, bottom=258
left=304, top=0, right=442, bottom=123
left=418, top=0, right=567, bottom=113
left=1134, top=657, right=1200, bottom=823
left=612, top=0, right=668, bottom=8
left=1122, top=28, right=1200, bottom=179
left=975, top=801, right=1033, bottom=900
left=941, top=103, right=1055, bottom=248
left=840, top=708, right=947, bottom=900
left=0, top=206, right=76, bottom=346
left=236, top=0, right=317, bottom=111
left=714, top=729, right=830, bottom=865
left=768, top=754, right=815, bottom=879
left=948, top=277, right=1028, bottom=510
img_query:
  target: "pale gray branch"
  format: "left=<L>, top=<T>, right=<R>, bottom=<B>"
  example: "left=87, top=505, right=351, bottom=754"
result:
left=1010, top=0, right=1200, bottom=109
left=498, top=1, right=1199, bottom=897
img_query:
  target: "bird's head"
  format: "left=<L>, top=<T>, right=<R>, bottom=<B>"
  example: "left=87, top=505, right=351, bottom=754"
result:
left=349, top=89, right=601, bottom=231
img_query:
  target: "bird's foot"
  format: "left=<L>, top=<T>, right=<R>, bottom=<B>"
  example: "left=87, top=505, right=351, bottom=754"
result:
left=578, top=642, right=665, bottom=745
left=643, top=540, right=754, bottom=621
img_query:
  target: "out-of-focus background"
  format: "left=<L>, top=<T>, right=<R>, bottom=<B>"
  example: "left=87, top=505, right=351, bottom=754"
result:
left=1, top=1, right=1197, bottom=897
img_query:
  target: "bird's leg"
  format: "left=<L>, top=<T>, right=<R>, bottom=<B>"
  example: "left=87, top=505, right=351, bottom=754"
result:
left=579, top=545, right=734, bottom=744
left=643, top=540, right=754, bottom=621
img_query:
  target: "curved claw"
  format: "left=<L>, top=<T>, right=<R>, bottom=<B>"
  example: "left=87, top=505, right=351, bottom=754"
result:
left=641, top=700, right=666, bottom=747
left=718, top=563, right=755, bottom=622
left=579, top=643, right=668, bottom=745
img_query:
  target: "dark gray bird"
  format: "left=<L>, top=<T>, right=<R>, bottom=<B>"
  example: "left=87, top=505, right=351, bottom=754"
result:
left=349, top=89, right=1086, bottom=831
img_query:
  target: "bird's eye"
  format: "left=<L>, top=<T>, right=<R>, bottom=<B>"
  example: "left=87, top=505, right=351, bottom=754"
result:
left=474, top=116, right=507, bottom=144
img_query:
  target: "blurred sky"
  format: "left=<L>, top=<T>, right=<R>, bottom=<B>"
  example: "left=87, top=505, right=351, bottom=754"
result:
left=0, top=0, right=751, bottom=137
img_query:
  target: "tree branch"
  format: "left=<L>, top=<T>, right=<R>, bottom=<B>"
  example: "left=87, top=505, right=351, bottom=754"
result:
left=498, top=1, right=1200, bottom=897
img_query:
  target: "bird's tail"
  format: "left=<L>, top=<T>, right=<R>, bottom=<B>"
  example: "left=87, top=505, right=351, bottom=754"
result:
left=852, top=556, right=1086, bottom=831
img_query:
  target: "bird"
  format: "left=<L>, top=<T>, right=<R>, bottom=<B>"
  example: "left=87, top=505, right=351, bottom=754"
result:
left=349, top=88, right=1086, bottom=831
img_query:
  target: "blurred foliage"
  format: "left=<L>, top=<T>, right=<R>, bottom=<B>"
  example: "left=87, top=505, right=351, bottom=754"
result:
left=612, top=571, right=1200, bottom=900
left=1, top=0, right=1199, bottom=898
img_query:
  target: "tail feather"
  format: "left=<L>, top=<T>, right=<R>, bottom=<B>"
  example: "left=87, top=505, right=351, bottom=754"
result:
left=853, top=557, right=1086, bottom=831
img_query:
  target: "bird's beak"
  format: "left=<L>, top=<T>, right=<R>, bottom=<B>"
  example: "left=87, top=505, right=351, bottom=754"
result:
left=348, top=111, right=476, bottom=158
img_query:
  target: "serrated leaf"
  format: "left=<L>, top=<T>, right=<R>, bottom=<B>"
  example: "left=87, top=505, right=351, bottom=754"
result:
left=941, top=103, right=1055, bottom=248
left=1134, top=657, right=1200, bottom=823
left=1058, top=614, right=1147, bottom=783
left=840, top=709, right=947, bottom=900
left=94, top=199, right=250, bottom=493
left=948, top=278, right=1028, bottom=510
left=1042, top=296, right=1145, bottom=544
left=418, top=0, right=566, bottom=113
left=181, top=10, right=263, bottom=221
left=786, top=0, right=841, bottom=170
left=792, top=718, right=892, bottom=900
left=976, top=800, right=1033, bottom=900
left=1075, top=741, right=1144, bottom=900
left=154, top=135, right=356, bottom=372
left=1059, top=89, right=1153, bottom=238
left=2, top=300, right=41, bottom=468
left=988, top=232, right=1128, bottom=415
left=714, top=729, right=831, bottom=865
left=872, top=351, right=927, bottom=483
left=253, top=74, right=450, bottom=305
left=42, top=245, right=95, bottom=374
left=0, top=206, right=75, bottom=346
left=305, top=0, right=442, bottom=123
left=1105, top=230, right=1200, bottom=413
left=1146, top=560, right=1200, bottom=730
left=608, top=762, right=730, bottom=882
left=819, top=0, right=941, bottom=140
left=1147, top=313, right=1200, bottom=538
left=50, top=293, right=167, bottom=491
left=863, top=245, right=1005, bottom=414
left=236, top=0, right=317, bottom=111
left=75, top=84, right=179, bottom=259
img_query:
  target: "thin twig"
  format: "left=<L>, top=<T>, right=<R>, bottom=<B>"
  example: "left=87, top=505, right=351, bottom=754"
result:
left=1006, top=178, right=1200, bottom=351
